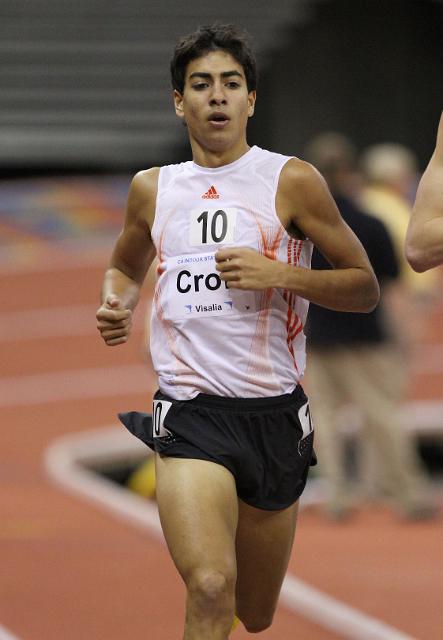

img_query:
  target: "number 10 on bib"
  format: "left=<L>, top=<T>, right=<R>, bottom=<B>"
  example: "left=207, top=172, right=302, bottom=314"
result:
left=189, top=208, right=237, bottom=247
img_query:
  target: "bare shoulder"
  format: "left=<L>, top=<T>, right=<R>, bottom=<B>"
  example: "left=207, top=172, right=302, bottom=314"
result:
left=127, top=167, right=161, bottom=230
left=130, top=167, right=161, bottom=200
left=277, top=156, right=335, bottom=226
left=278, top=158, right=328, bottom=204
left=279, top=157, right=326, bottom=193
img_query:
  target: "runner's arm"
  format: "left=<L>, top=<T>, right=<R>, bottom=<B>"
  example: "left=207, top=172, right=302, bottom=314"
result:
left=405, top=112, right=443, bottom=272
left=96, top=169, right=158, bottom=346
left=216, top=159, right=379, bottom=313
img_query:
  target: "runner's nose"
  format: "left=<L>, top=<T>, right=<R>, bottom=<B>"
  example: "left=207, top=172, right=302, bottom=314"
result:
left=209, top=83, right=227, bottom=105
left=209, top=96, right=227, bottom=106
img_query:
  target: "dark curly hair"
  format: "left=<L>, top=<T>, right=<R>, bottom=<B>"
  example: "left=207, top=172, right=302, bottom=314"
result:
left=170, top=23, right=258, bottom=94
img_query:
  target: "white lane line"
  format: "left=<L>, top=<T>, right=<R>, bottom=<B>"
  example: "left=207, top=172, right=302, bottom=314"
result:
left=44, top=427, right=417, bottom=640
left=0, top=303, right=146, bottom=342
left=44, top=427, right=162, bottom=538
left=2, top=302, right=443, bottom=376
left=0, top=304, right=100, bottom=342
left=280, top=576, right=415, bottom=640
left=0, top=365, right=150, bottom=408
left=404, top=401, right=443, bottom=434
left=0, top=624, right=22, bottom=640
left=0, top=241, right=111, bottom=275
left=3, top=366, right=442, bottom=439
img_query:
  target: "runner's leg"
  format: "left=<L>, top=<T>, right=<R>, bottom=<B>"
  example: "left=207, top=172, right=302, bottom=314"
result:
left=235, top=499, right=299, bottom=632
left=155, top=455, right=238, bottom=640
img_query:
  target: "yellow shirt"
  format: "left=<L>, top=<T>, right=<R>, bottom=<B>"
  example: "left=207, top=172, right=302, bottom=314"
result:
left=361, top=186, right=437, bottom=296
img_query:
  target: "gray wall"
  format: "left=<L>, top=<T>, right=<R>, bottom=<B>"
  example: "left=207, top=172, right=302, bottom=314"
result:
left=250, top=0, right=443, bottom=168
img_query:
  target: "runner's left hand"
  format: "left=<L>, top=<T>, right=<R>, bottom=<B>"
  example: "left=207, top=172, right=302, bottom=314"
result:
left=215, top=247, right=286, bottom=290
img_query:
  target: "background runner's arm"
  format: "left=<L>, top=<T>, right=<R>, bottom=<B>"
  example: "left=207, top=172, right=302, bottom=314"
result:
left=405, top=112, right=443, bottom=272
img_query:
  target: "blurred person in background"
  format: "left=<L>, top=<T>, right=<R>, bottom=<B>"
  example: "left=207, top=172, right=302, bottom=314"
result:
left=406, top=111, right=443, bottom=272
left=304, top=132, right=436, bottom=521
left=360, top=142, right=438, bottom=351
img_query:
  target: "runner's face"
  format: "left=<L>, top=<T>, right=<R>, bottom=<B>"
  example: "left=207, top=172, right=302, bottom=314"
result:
left=174, top=50, right=256, bottom=153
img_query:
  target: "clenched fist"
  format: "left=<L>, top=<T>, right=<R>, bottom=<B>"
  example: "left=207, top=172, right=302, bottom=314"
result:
left=96, top=295, right=133, bottom=346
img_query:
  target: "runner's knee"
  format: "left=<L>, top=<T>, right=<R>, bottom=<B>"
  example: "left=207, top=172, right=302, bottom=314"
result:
left=241, top=612, right=274, bottom=633
left=187, top=569, right=235, bottom=611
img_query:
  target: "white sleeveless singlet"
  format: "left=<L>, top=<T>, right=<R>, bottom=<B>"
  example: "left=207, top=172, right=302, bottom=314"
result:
left=150, top=145, right=313, bottom=400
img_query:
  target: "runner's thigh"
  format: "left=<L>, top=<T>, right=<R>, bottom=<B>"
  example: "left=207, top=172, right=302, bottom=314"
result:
left=155, top=455, right=239, bottom=582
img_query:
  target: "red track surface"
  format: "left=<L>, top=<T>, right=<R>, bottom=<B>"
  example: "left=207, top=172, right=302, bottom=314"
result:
left=1, top=256, right=442, bottom=639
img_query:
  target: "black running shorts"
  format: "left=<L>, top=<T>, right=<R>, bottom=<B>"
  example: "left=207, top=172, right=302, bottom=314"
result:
left=119, top=385, right=316, bottom=511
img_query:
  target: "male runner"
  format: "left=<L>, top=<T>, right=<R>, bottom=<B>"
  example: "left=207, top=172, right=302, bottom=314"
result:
left=96, top=24, right=379, bottom=639
left=406, top=111, right=443, bottom=271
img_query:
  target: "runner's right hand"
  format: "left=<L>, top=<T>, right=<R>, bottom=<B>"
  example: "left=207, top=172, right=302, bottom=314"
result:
left=96, top=295, right=133, bottom=346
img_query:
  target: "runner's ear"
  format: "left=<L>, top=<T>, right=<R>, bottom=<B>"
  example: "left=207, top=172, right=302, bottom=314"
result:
left=174, top=90, right=185, bottom=120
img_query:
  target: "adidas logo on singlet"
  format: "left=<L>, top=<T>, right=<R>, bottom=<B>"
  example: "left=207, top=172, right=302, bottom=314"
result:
left=202, top=185, right=220, bottom=199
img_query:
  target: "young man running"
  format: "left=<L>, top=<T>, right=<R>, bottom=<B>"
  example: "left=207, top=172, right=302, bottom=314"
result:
left=96, top=24, right=379, bottom=639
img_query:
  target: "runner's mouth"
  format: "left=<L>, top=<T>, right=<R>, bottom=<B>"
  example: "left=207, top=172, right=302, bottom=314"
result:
left=208, top=113, right=229, bottom=123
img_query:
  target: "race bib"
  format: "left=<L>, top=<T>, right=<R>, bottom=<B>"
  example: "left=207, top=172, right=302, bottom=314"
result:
left=152, top=399, right=173, bottom=438
left=297, top=401, right=314, bottom=457
left=189, top=208, right=237, bottom=247
left=165, top=252, right=257, bottom=319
